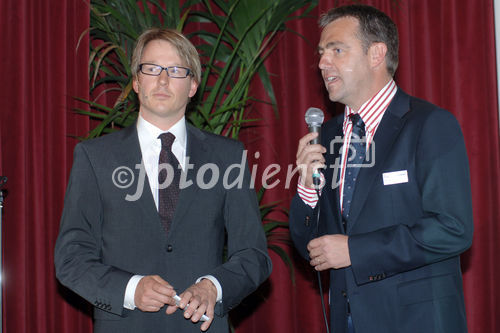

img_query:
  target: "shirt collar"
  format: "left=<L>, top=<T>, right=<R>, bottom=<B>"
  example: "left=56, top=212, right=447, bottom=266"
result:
left=343, top=79, right=397, bottom=134
left=136, top=115, right=187, bottom=150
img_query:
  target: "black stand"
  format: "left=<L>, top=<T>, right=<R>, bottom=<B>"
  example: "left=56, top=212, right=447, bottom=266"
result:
left=0, top=176, right=7, bottom=333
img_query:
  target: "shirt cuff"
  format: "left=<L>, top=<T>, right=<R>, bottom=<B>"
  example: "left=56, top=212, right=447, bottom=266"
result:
left=297, top=175, right=325, bottom=208
left=123, top=275, right=144, bottom=310
left=196, top=275, right=222, bottom=302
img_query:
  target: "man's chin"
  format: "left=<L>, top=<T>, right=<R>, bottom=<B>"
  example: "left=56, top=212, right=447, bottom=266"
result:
left=328, top=92, right=341, bottom=103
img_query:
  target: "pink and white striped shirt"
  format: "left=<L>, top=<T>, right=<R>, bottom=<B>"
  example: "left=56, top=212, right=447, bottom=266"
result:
left=298, top=79, right=397, bottom=209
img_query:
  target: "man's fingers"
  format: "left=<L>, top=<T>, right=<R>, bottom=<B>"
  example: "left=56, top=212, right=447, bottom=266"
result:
left=174, top=280, right=217, bottom=329
left=185, top=296, right=208, bottom=321
left=296, top=150, right=326, bottom=185
left=180, top=294, right=204, bottom=320
left=165, top=304, right=178, bottom=315
left=295, top=133, right=327, bottom=188
left=307, top=237, right=321, bottom=251
left=152, top=282, right=175, bottom=298
left=177, top=291, right=193, bottom=309
left=200, top=304, right=215, bottom=331
left=307, top=235, right=351, bottom=270
left=183, top=297, right=200, bottom=319
left=298, top=151, right=326, bottom=166
left=296, top=133, right=326, bottom=159
left=313, top=261, right=328, bottom=271
left=143, top=301, right=164, bottom=312
left=200, top=315, right=214, bottom=331
left=297, top=132, right=319, bottom=154
left=151, top=275, right=169, bottom=284
left=310, top=160, right=326, bottom=173
left=135, top=275, right=177, bottom=311
left=296, top=144, right=326, bottom=163
left=151, top=276, right=175, bottom=293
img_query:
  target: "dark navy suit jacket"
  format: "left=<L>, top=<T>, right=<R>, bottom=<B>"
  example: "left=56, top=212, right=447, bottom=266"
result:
left=290, top=89, right=473, bottom=333
left=55, top=123, right=272, bottom=333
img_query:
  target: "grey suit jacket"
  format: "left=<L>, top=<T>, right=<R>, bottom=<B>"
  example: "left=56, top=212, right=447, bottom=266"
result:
left=290, top=89, right=473, bottom=333
left=55, top=122, right=272, bottom=333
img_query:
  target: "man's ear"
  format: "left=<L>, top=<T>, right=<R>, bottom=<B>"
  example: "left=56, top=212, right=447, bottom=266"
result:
left=132, top=76, right=139, bottom=93
left=368, top=42, right=388, bottom=70
left=188, top=79, right=198, bottom=98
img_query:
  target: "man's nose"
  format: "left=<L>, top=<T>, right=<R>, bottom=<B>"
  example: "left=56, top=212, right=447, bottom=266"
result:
left=158, top=69, right=169, bottom=85
left=318, top=54, right=331, bottom=70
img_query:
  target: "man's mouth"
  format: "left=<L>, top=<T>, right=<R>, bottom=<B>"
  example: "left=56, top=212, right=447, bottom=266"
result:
left=153, top=91, right=171, bottom=98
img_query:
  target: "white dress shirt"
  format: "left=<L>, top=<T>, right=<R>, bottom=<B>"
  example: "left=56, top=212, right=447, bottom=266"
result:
left=137, top=114, right=187, bottom=209
left=123, top=115, right=222, bottom=310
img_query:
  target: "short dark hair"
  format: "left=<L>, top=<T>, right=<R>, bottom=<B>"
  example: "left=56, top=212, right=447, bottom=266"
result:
left=319, top=5, right=399, bottom=76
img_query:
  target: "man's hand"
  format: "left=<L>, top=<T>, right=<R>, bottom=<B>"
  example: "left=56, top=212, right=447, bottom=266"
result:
left=308, top=234, right=351, bottom=271
left=296, top=132, right=326, bottom=188
left=134, top=275, right=176, bottom=312
left=166, top=279, right=217, bottom=331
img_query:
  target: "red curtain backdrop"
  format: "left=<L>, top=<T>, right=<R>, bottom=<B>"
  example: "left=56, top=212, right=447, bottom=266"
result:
left=0, top=1, right=498, bottom=333
left=0, top=0, right=92, bottom=332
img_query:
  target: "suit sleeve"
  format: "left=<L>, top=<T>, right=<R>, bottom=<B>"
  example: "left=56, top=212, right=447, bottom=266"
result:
left=208, top=142, right=272, bottom=315
left=349, top=109, right=473, bottom=285
left=54, top=143, right=133, bottom=316
left=289, top=193, right=317, bottom=261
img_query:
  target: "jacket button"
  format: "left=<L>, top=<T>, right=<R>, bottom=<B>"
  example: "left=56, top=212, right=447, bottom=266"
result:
left=305, top=216, right=310, bottom=227
left=166, top=244, right=173, bottom=252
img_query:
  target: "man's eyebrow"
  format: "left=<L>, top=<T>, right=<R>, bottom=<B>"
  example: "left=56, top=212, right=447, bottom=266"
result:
left=317, top=41, right=346, bottom=53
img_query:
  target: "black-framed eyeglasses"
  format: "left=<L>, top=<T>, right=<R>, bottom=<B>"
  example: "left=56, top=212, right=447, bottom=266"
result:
left=139, top=63, right=193, bottom=78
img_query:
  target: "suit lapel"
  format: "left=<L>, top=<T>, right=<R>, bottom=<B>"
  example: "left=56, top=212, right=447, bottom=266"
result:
left=168, top=124, right=211, bottom=236
left=323, top=117, right=344, bottom=232
left=115, top=125, right=162, bottom=233
left=346, top=89, right=410, bottom=232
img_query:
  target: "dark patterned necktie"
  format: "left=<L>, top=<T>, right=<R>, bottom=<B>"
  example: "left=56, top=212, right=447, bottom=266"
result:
left=158, top=132, right=181, bottom=235
left=342, top=113, right=366, bottom=220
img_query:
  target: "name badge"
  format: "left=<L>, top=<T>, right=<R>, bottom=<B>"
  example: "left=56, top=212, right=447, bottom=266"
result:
left=383, top=170, right=408, bottom=185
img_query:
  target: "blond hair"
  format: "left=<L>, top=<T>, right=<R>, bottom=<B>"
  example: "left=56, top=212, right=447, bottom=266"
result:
left=131, top=28, right=201, bottom=83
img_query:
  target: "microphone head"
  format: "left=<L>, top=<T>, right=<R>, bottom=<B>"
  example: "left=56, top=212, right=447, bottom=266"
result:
left=305, top=107, right=324, bottom=126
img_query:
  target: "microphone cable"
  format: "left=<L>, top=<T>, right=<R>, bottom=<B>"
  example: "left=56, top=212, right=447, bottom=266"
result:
left=314, top=185, right=330, bottom=333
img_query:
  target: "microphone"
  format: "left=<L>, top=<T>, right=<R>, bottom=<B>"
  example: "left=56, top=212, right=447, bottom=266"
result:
left=305, top=107, right=324, bottom=144
left=304, top=108, right=324, bottom=187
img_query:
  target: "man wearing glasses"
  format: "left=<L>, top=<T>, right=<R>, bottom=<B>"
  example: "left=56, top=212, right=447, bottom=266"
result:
left=55, top=28, right=272, bottom=333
